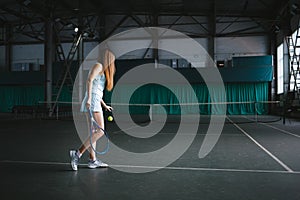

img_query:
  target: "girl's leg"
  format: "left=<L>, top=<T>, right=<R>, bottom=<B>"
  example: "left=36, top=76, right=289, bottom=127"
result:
left=78, top=111, right=105, bottom=159
left=89, top=111, right=105, bottom=160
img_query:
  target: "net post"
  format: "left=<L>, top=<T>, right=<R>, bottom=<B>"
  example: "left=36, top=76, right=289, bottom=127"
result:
left=282, top=98, right=286, bottom=125
left=149, top=104, right=153, bottom=121
left=56, top=104, right=59, bottom=120
left=254, top=101, right=258, bottom=123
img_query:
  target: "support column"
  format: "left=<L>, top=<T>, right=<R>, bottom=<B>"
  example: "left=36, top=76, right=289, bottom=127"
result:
left=152, top=14, right=159, bottom=67
left=5, top=25, right=12, bottom=71
left=76, top=15, right=84, bottom=103
left=208, top=0, right=216, bottom=65
left=78, top=33, right=84, bottom=102
left=98, top=14, right=106, bottom=42
left=45, top=18, right=54, bottom=106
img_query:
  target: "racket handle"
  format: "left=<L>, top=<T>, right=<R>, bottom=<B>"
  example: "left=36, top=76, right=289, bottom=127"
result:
left=88, top=109, right=93, bottom=118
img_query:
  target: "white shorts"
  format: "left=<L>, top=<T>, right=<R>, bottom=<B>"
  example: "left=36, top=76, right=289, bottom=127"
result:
left=80, top=93, right=103, bottom=113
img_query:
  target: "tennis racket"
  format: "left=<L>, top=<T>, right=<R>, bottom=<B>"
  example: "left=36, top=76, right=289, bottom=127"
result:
left=88, top=109, right=110, bottom=155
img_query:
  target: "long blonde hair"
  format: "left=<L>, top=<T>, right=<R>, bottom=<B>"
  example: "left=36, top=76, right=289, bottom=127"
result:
left=101, top=49, right=116, bottom=91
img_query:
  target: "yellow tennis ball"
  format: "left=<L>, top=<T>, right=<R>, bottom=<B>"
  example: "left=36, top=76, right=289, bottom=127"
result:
left=107, top=116, right=113, bottom=122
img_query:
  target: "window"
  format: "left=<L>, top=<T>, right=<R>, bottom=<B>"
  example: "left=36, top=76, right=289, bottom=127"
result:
left=277, top=43, right=283, bottom=94
left=290, top=29, right=300, bottom=91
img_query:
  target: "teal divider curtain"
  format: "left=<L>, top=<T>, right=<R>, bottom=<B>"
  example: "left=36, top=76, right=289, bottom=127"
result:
left=226, top=83, right=269, bottom=115
left=0, top=86, right=44, bottom=112
left=105, top=82, right=269, bottom=115
left=0, top=85, right=72, bottom=112
left=0, top=83, right=268, bottom=114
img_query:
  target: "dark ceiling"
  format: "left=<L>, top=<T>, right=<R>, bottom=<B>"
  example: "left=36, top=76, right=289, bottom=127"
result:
left=0, top=0, right=299, bottom=43
left=0, top=0, right=292, bottom=21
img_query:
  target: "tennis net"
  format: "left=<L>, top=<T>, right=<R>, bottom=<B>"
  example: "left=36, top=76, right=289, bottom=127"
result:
left=33, top=101, right=283, bottom=124
left=110, top=101, right=283, bottom=124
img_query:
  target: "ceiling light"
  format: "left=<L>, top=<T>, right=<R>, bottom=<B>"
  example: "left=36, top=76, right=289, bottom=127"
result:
left=23, top=0, right=31, bottom=6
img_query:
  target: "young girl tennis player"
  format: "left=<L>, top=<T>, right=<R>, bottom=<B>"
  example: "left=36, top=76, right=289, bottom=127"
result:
left=70, top=49, right=115, bottom=171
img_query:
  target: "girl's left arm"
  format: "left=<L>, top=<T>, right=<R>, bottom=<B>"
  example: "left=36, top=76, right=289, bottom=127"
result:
left=101, top=100, right=113, bottom=112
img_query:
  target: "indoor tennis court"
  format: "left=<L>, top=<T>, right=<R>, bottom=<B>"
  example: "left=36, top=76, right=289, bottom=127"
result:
left=1, top=0, right=300, bottom=200
left=0, top=112, right=300, bottom=199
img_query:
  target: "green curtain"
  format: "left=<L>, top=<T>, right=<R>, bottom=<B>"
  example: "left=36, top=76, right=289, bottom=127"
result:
left=106, top=82, right=269, bottom=115
left=53, top=86, right=73, bottom=102
left=0, top=85, right=72, bottom=112
left=0, top=86, right=44, bottom=112
left=0, top=82, right=269, bottom=114
left=254, top=82, right=269, bottom=115
left=226, top=82, right=269, bottom=115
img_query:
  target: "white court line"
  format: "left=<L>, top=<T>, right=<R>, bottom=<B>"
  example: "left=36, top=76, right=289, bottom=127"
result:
left=227, top=117, right=294, bottom=173
left=112, top=125, right=141, bottom=134
left=260, top=123, right=300, bottom=139
left=1, top=160, right=299, bottom=174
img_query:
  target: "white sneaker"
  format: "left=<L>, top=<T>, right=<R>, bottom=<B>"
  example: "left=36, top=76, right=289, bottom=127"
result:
left=88, top=159, right=108, bottom=169
left=70, top=150, right=80, bottom=171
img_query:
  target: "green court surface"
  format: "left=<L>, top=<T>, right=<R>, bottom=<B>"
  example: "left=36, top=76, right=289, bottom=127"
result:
left=0, top=115, right=300, bottom=200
